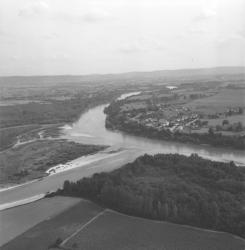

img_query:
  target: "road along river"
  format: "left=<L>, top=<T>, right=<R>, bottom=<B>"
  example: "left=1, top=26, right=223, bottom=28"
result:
left=1, top=92, right=245, bottom=207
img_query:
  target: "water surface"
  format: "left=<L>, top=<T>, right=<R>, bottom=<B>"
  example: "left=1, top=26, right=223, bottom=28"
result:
left=63, top=93, right=245, bottom=165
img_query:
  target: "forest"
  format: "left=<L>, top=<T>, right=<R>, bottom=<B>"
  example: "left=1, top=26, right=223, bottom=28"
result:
left=59, top=153, right=245, bottom=238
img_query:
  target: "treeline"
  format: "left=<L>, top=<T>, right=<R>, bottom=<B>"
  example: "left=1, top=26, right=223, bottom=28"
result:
left=0, top=90, right=120, bottom=129
left=104, top=105, right=245, bottom=149
left=58, top=154, right=245, bottom=238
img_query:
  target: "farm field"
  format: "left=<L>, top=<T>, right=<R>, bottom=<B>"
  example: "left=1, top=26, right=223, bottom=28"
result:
left=186, top=89, right=245, bottom=114
left=65, top=210, right=245, bottom=250
left=1, top=199, right=103, bottom=250
left=0, top=196, right=81, bottom=247
left=2, top=198, right=244, bottom=250
left=205, top=115, right=245, bottom=127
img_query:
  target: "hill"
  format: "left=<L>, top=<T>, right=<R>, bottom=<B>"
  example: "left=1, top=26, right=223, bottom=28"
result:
left=0, top=66, right=244, bottom=87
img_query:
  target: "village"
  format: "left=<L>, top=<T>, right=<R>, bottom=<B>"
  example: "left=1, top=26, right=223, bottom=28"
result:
left=124, top=104, right=203, bottom=134
left=120, top=91, right=244, bottom=135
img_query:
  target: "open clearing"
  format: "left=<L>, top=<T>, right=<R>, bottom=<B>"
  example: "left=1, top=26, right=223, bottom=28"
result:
left=2, top=198, right=244, bottom=250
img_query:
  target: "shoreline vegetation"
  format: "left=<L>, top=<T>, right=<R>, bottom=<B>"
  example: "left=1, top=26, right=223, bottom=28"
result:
left=57, top=153, right=245, bottom=238
left=0, top=139, right=107, bottom=187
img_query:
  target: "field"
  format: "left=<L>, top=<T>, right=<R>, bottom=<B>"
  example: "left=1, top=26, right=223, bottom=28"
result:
left=0, top=139, right=105, bottom=186
left=65, top=210, right=245, bottom=250
left=186, top=89, right=245, bottom=114
left=1, top=199, right=104, bottom=250
left=121, top=102, right=147, bottom=111
left=0, top=125, right=41, bottom=151
left=0, top=196, right=81, bottom=247
left=2, top=198, right=244, bottom=250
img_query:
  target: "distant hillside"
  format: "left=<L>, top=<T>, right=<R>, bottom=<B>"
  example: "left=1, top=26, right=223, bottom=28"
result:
left=0, top=66, right=244, bottom=88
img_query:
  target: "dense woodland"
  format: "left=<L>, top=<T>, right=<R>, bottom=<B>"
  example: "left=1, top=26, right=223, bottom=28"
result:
left=59, top=154, right=245, bottom=238
left=104, top=101, right=245, bottom=150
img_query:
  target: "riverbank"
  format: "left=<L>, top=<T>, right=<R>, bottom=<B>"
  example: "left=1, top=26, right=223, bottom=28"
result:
left=105, top=110, right=245, bottom=151
left=106, top=119, right=245, bottom=158
left=0, top=139, right=107, bottom=187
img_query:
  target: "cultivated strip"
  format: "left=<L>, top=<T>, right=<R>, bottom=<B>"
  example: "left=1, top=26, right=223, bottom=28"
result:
left=60, top=209, right=107, bottom=247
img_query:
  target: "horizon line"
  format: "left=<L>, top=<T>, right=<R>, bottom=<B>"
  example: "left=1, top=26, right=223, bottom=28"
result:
left=0, top=65, right=244, bottom=78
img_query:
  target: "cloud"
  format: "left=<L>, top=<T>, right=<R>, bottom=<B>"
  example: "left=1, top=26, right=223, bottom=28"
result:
left=217, top=34, right=245, bottom=47
left=189, top=26, right=208, bottom=35
left=119, top=41, right=146, bottom=54
left=237, top=27, right=245, bottom=39
left=9, top=55, right=20, bottom=62
left=18, top=2, right=111, bottom=24
left=43, top=32, right=60, bottom=40
left=193, top=8, right=216, bottom=22
left=0, top=29, right=8, bottom=37
left=56, top=9, right=111, bottom=23
left=216, top=35, right=245, bottom=65
left=48, top=53, right=70, bottom=61
left=119, top=38, right=166, bottom=54
left=82, top=9, right=111, bottom=23
left=18, top=1, right=49, bottom=17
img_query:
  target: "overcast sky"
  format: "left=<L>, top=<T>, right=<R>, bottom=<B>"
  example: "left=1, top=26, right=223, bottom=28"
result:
left=0, top=0, right=244, bottom=76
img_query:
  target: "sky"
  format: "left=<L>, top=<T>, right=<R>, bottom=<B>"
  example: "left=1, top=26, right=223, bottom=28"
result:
left=0, top=0, right=245, bottom=76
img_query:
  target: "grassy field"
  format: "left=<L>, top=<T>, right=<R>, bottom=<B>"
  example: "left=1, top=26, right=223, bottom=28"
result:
left=186, top=89, right=245, bottom=114
left=2, top=199, right=244, bottom=250
left=0, top=140, right=105, bottom=186
left=205, top=115, right=245, bottom=126
left=1, top=199, right=104, bottom=250
left=65, top=210, right=245, bottom=250
left=0, top=196, right=81, bottom=247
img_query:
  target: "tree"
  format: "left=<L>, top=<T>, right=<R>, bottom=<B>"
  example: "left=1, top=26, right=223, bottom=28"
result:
left=222, top=120, right=229, bottom=126
left=235, top=122, right=243, bottom=132
left=160, top=203, right=169, bottom=219
left=208, top=127, right=214, bottom=135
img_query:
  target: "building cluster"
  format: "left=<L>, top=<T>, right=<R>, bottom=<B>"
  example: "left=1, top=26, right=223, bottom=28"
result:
left=124, top=104, right=203, bottom=134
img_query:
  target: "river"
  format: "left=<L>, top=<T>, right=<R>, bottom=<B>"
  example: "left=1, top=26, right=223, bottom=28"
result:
left=1, top=92, right=245, bottom=247
left=63, top=92, right=245, bottom=165
left=0, top=92, right=244, bottom=206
